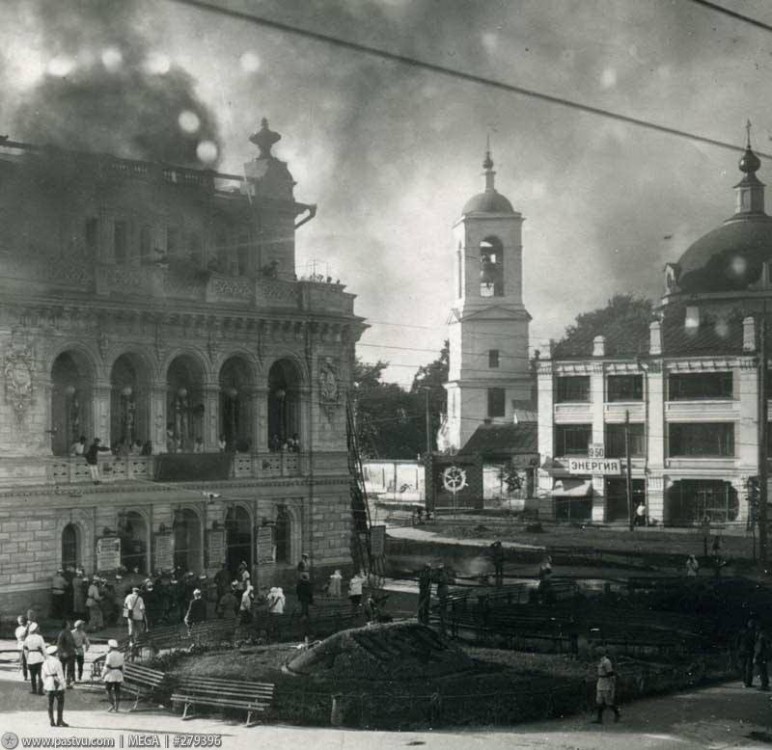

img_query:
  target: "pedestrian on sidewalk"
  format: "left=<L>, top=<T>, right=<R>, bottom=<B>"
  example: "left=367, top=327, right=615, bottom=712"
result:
left=738, top=619, right=757, bottom=687
left=23, top=622, right=46, bottom=695
left=123, top=586, right=146, bottom=645
left=685, top=555, right=700, bottom=577
left=15, top=615, right=29, bottom=681
left=490, top=541, right=504, bottom=587
left=103, top=639, right=124, bottom=712
left=348, top=571, right=365, bottom=612
left=42, top=645, right=68, bottom=727
left=296, top=572, right=314, bottom=618
left=56, top=620, right=77, bottom=688
left=184, top=589, right=207, bottom=639
left=71, top=621, right=89, bottom=683
left=417, top=563, right=432, bottom=625
left=86, top=577, right=103, bottom=632
left=591, top=647, right=620, bottom=724
left=328, top=569, right=343, bottom=598
left=755, top=624, right=770, bottom=691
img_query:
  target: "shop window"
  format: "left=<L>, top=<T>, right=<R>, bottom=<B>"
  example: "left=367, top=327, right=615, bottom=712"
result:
left=556, top=376, right=590, bottom=403
left=554, top=424, right=592, bottom=456
left=668, top=422, right=734, bottom=457
left=487, top=388, right=505, bottom=418
left=605, top=478, right=646, bottom=522
left=605, top=423, right=645, bottom=458
left=607, top=374, right=643, bottom=402
left=667, top=479, right=739, bottom=525
left=489, top=349, right=500, bottom=368
left=668, top=372, right=733, bottom=400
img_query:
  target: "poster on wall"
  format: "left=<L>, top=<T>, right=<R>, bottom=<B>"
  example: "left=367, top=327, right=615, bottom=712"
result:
left=207, top=528, right=226, bottom=568
left=154, top=534, right=173, bottom=572
left=96, top=536, right=121, bottom=572
left=256, top=525, right=276, bottom=564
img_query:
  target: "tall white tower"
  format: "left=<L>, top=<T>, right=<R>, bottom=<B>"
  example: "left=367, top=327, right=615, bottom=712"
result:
left=442, top=148, right=532, bottom=451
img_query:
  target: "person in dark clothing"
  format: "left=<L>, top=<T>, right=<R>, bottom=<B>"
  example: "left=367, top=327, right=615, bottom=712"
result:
left=184, top=589, right=207, bottom=638
left=296, top=572, right=314, bottom=617
left=739, top=619, right=757, bottom=687
left=755, top=625, right=770, bottom=691
left=490, top=541, right=504, bottom=587
left=417, top=563, right=432, bottom=624
left=56, top=620, right=77, bottom=688
left=214, top=564, right=231, bottom=600
left=84, top=438, right=109, bottom=483
left=436, top=564, right=450, bottom=635
left=216, top=586, right=239, bottom=619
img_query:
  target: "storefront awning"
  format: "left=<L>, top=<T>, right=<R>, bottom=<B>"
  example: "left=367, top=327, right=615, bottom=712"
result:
left=552, top=479, right=592, bottom=498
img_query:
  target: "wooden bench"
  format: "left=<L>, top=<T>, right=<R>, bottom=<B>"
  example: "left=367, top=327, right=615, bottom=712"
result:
left=124, top=662, right=167, bottom=711
left=171, top=677, right=274, bottom=726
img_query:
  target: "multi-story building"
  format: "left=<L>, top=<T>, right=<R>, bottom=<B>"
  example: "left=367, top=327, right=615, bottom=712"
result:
left=537, top=138, right=772, bottom=526
left=0, top=120, right=364, bottom=613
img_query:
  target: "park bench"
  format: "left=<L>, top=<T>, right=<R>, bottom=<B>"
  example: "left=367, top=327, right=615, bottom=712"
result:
left=171, top=676, right=274, bottom=726
left=123, top=662, right=167, bottom=711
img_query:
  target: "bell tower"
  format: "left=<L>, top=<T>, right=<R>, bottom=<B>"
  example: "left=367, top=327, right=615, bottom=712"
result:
left=442, top=146, right=532, bottom=451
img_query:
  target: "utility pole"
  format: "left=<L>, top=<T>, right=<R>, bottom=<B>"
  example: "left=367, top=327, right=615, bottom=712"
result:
left=625, top=409, right=634, bottom=532
left=759, top=299, right=768, bottom=569
left=423, top=386, right=432, bottom=458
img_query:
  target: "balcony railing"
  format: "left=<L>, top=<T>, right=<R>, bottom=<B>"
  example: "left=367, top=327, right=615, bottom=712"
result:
left=44, top=452, right=310, bottom=485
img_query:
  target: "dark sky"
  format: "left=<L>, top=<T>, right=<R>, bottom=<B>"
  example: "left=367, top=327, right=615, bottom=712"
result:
left=3, top=0, right=772, bottom=384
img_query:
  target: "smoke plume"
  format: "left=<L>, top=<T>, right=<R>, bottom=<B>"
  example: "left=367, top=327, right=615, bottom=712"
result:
left=10, top=0, right=220, bottom=167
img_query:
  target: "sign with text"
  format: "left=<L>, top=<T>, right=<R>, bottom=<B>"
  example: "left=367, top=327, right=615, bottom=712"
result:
left=154, top=534, right=173, bottom=572
left=207, top=529, right=226, bottom=568
left=256, top=525, right=275, bottom=565
left=568, top=457, right=622, bottom=475
left=588, top=443, right=605, bottom=459
left=96, top=536, right=121, bottom=572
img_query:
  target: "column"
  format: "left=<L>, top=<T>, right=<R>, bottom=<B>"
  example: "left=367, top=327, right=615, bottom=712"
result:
left=647, top=474, right=665, bottom=524
left=92, top=382, right=111, bottom=445
left=202, top=383, right=219, bottom=451
left=536, top=359, right=554, bottom=517
left=149, top=384, right=167, bottom=454
left=590, top=364, right=605, bottom=520
left=253, top=387, right=269, bottom=452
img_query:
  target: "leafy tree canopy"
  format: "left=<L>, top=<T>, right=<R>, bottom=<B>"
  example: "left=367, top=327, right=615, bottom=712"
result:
left=554, top=294, right=654, bottom=357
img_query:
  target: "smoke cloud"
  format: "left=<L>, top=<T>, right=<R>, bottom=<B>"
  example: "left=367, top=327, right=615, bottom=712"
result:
left=10, top=0, right=220, bottom=167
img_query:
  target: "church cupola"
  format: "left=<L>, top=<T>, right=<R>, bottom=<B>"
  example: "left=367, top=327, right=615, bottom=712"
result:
left=734, top=120, right=766, bottom=217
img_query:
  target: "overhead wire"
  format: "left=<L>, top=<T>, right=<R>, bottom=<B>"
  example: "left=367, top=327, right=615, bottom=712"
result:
left=168, top=0, right=772, bottom=159
left=686, top=0, right=772, bottom=33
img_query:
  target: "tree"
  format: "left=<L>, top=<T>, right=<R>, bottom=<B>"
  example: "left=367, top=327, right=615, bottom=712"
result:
left=554, top=295, right=654, bottom=356
left=411, top=339, right=449, bottom=454
left=352, top=359, right=423, bottom=459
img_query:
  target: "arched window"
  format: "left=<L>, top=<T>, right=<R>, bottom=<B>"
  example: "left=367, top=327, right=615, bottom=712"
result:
left=110, top=353, right=150, bottom=451
left=480, top=236, right=504, bottom=297
left=225, top=506, right=252, bottom=572
left=219, top=357, right=252, bottom=451
left=267, top=360, right=301, bottom=449
left=62, top=523, right=79, bottom=569
left=166, top=355, right=205, bottom=453
left=51, top=351, right=93, bottom=456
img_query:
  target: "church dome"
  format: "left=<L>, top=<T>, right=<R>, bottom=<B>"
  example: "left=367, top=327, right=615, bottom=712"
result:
left=675, top=136, right=772, bottom=294
left=462, top=147, right=516, bottom=216
left=462, top=190, right=515, bottom=215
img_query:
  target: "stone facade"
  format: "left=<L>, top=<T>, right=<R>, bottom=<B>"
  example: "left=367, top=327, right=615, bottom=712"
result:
left=0, top=123, right=365, bottom=614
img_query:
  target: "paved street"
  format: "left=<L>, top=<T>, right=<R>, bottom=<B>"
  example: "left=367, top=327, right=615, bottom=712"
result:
left=1, top=667, right=771, bottom=750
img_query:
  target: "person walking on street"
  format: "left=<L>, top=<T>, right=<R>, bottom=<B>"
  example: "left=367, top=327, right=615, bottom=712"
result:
left=239, top=584, right=254, bottom=624
left=103, top=639, right=124, bottom=712
left=436, top=563, right=450, bottom=635
left=490, top=541, right=504, bottom=587
left=266, top=586, right=286, bottom=640
left=42, top=645, right=68, bottom=727
left=685, top=555, right=700, bottom=577
left=15, top=615, right=29, bottom=681
left=591, top=647, right=620, bottom=724
left=296, top=572, right=314, bottom=617
left=51, top=569, right=68, bottom=620
left=739, top=619, right=757, bottom=687
left=755, top=624, right=770, bottom=691
left=417, top=563, right=432, bottom=625
left=348, top=571, right=365, bottom=612
left=123, top=586, right=146, bottom=645
left=87, top=577, right=103, bottom=632
left=71, top=621, right=89, bottom=683
left=23, top=622, right=46, bottom=695
left=56, top=620, right=77, bottom=688
left=184, top=589, right=207, bottom=639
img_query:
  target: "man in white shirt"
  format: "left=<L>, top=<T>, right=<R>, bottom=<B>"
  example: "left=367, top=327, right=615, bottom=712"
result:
left=42, top=645, right=68, bottom=727
left=122, top=586, right=146, bottom=645
left=15, top=615, right=29, bottom=681
left=23, top=622, right=46, bottom=695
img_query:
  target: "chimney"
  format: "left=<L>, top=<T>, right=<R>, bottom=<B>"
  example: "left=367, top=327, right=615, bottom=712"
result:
left=593, top=335, right=605, bottom=357
left=743, top=316, right=756, bottom=352
left=649, top=320, right=662, bottom=355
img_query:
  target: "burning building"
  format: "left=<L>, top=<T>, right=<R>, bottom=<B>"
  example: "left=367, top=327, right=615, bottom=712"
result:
left=0, top=120, right=365, bottom=614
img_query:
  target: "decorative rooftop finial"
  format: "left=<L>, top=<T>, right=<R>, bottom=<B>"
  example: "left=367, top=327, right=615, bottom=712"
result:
left=483, top=134, right=495, bottom=191
left=249, top=118, right=281, bottom=159
left=739, top=119, right=761, bottom=175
